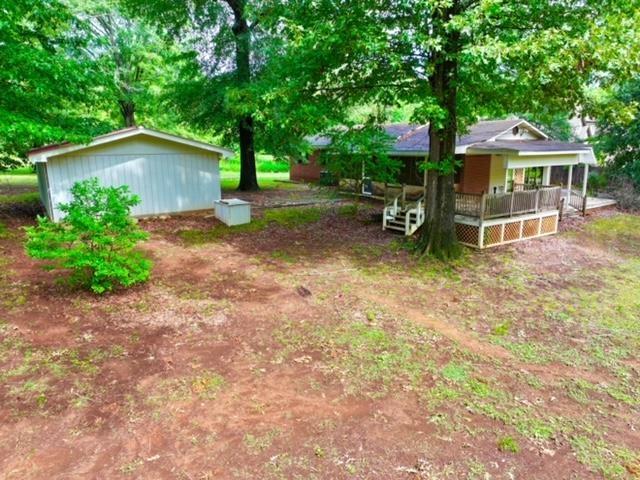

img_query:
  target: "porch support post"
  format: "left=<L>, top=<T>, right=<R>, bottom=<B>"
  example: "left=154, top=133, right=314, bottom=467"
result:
left=542, top=166, right=551, bottom=186
left=566, top=164, right=573, bottom=204
left=582, top=163, right=589, bottom=197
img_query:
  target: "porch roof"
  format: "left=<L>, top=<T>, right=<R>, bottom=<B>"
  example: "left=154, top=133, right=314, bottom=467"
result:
left=465, top=139, right=592, bottom=154
left=466, top=140, right=596, bottom=165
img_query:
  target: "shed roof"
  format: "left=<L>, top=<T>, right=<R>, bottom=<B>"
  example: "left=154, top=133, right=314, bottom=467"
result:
left=28, top=126, right=235, bottom=163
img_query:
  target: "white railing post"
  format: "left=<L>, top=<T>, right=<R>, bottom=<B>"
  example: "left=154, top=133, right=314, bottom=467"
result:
left=566, top=164, right=574, bottom=205
left=582, top=163, right=589, bottom=198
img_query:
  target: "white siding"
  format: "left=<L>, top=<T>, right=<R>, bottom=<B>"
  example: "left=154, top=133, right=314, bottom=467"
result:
left=45, top=137, right=221, bottom=221
left=36, top=163, right=52, bottom=217
left=488, top=155, right=507, bottom=193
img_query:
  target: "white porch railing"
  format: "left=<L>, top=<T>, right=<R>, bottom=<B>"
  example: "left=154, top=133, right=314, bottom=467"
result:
left=383, top=187, right=425, bottom=236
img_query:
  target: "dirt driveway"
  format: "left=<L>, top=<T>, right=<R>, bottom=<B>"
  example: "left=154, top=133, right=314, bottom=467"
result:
left=0, top=188, right=638, bottom=479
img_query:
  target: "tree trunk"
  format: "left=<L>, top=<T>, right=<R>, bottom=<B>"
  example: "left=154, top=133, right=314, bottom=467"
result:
left=417, top=5, right=461, bottom=259
left=229, top=0, right=259, bottom=191
left=119, top=100, right=136, bottom=127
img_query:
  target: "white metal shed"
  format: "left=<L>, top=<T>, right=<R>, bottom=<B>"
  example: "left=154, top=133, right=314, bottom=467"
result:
left=28, top=127, right=234, bottom=221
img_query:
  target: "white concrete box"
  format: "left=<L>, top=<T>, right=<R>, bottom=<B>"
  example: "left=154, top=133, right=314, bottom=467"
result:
left=214, top=198, right=251, bottom=226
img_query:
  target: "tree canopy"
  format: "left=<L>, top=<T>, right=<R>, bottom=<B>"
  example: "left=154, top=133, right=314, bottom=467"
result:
left=595, top=77, right=640, bottom=187
left=0, top=0, right=111, bottom=167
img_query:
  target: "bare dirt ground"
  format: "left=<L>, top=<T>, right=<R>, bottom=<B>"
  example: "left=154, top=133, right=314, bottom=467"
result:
left=0, top=184, right=639, bottom=479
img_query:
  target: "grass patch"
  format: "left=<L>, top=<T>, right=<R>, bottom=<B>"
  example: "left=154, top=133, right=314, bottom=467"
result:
left=263, top=206, right=323, bottom=227
left=0, top=333, right=125, bottom=410
left=0, top=191, right=40, bottom=205
left=337, top=204, right=358, bottom=217
left=441, top=362, right=470, bottom=383
left=571, top=435, right=639, bottom=479
left=221, top=154, right=289, bottom=173
left=179, top=206, right=326, bottom=245
left=583, top=214, right=640, bottom=252
left=243, top=428, right=281, bottom=454
left=497, top=436, right=520, bottom=453
left=275, top=319, right=434, bottom=397
left=0, top=169, right=37, bottom=187
left=269, top=249, right=296, bottom=263
left=147, top=370, right=225, bottom=405
left=220, top=172, right=291, bottom=191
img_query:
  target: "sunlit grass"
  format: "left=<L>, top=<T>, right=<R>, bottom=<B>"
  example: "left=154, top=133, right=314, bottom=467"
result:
left=178, top=205, right=326, bottom=245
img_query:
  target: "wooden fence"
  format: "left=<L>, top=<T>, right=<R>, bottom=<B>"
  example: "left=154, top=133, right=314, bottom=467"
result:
left=455, top=186, right=562, bottom=220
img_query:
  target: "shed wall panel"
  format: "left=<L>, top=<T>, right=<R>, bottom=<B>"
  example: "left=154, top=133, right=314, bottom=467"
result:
left=47, top=147, right=220, bottom=221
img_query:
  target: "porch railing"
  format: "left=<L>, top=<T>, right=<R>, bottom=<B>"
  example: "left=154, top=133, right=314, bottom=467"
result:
left=567, top=188, right=588, bottom=216
left=455, top=186, right=562, bottom=220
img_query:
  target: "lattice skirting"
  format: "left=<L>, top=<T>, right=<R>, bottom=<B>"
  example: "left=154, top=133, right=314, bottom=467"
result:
left=456, top=211, right=559, bottom=249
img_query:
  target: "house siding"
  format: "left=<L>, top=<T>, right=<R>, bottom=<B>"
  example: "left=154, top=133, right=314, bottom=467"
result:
left=459, top=155, right=492, bottom=194
left=290, top=150, right=323, bottom=182
left=45, top=136, right=221, bottom=221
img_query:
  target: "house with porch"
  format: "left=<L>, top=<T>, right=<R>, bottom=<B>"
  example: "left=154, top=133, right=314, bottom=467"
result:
left=296, top=118, right=612, bottom=248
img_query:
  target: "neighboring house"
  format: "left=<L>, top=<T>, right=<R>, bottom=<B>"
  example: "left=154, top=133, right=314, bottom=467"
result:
left=29, top=127, right=233, bottom=221
left=569, top=116, right=598, bottom=141
left=299, top=118, right=606, bottom=248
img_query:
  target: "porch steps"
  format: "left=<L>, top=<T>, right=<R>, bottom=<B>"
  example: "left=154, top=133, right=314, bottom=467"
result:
left=382, top=200, right=425, bottom=236
left=384, top=214, right=413, bottom=233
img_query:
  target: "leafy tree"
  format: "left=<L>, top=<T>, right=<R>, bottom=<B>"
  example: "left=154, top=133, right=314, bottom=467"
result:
left=595, top=78, right=640, bottom=187
left=270, top=0, right=640, bottom=258
left=124, top=0, right=272, bottom=191
left=0, top=0, right=113, bottom=168
left=321, top=124, right=401, bottom=195
left=71, top=0, right=176, bottom=128
left=25, top=178, right=152, bottom=293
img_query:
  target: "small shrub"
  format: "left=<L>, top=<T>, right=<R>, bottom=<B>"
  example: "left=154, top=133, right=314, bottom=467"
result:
left=25, top=178, right=152, bottom=293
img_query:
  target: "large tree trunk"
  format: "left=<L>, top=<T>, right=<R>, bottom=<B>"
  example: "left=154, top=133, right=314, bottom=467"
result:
left=417, top=5, right=461, bottom=259
left=118, top=100, right=136, bottom=127
left=229, top=0, right=259, bottom=191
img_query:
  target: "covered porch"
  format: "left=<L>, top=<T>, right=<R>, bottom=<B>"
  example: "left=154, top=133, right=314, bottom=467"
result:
left=462, top=140, right=599, bottom=215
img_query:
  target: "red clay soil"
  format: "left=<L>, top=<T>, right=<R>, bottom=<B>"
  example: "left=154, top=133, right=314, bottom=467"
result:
left=0, top=199, right=637, bottom=479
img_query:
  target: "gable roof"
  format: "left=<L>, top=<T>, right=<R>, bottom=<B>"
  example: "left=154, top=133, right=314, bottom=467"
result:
left=28, top=126, right=235, bottom=163
left=309, top=118, right=559, bottom=155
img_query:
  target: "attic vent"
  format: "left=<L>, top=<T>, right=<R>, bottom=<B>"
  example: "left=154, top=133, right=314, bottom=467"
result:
left=512, top=126, right=520, bottom=136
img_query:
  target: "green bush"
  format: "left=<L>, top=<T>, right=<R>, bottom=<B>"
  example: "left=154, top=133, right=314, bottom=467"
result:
left=25, top=178, right=152, bottom=293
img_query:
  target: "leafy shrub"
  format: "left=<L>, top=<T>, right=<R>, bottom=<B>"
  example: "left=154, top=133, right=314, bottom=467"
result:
left=25, top=178, right=152, bottom=293
left=606, top=176, right=640, bottom=211
left=587, top=171, right=608, bottom=195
